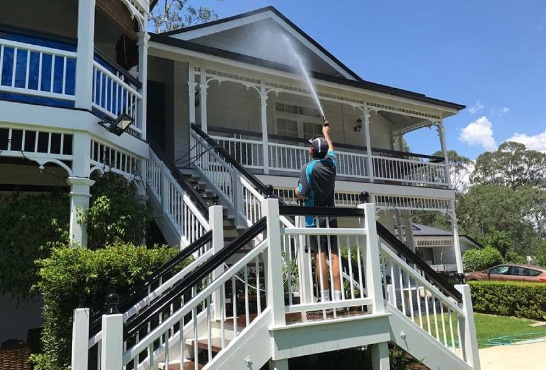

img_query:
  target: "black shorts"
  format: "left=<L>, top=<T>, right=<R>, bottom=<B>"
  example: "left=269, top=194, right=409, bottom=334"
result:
left=308, top=217, right=338, bottom=253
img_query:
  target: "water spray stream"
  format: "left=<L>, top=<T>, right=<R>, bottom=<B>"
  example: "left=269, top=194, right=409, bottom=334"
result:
left=283, top=35, right=325, bottom=120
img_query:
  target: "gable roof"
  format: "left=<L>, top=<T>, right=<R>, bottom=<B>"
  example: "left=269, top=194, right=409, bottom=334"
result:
left=150, top=6, right=465, bottom=112
left=160, top=6, right=362, bottom=81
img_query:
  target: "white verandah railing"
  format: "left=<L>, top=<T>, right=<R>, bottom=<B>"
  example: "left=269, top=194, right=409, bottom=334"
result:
left=72, top=200, right=479, bottom=370
left=0, top=33, right=143, bottom=134
left=212, top=134, right=448, bottom=187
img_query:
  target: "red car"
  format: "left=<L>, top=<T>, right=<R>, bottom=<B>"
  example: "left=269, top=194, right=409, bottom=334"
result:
left=465, top=263, right=546, bottom=283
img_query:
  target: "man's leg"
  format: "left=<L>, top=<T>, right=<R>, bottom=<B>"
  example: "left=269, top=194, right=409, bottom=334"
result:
left=315, top=250, right=330, bottom=301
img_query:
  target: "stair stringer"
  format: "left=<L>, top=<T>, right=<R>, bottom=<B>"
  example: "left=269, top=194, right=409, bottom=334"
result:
left=147, top=186, right=183, bottom=247
left=203, top=308, right=273, bottom=370
left=386, top=303, right=472, bottom=370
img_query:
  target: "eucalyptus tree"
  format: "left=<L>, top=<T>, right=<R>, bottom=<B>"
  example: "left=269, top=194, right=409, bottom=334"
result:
left=471, top=141, right=546, bottom=189
left=149, top=0, right=223, bottom=33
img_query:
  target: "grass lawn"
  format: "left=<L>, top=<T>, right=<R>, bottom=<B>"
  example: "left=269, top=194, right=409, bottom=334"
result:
left=415, top=312, right=546, bottom=349
left=474, top=313, right=546, bottom=348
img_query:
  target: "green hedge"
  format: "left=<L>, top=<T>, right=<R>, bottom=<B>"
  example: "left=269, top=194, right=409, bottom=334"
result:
left=32, top=244, right=181, bottom=370
left=469, top=281, right=546, bottom=320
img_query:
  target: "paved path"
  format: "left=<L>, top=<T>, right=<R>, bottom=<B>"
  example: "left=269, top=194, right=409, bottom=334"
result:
left=479, top=341, right=546, bottom=370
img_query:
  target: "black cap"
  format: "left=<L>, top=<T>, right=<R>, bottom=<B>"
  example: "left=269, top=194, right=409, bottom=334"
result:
left=309, top=137, right=328, bottom=158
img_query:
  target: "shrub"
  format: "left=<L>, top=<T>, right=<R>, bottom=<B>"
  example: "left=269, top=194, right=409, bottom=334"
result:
left=463, top=246, right=504, bottom=272
left=31, top=244, right=180, bottom=370
left=80, top=172, right=152, bottom=248
left=0, top=192, right=69, bottom=298
left=469, top=281, right=546, bottom=320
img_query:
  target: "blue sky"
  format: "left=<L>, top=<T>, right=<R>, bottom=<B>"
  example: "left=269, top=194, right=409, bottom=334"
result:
left=188, top=0, right=546, bottom=159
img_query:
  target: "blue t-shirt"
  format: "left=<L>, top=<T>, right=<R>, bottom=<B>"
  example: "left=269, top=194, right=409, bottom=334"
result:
left=297, top=150, right=337, bottom=226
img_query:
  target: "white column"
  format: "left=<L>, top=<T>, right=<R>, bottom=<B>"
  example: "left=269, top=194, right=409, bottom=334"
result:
left=137, top=31, right=150, bottom=139
left=450, top=200, right=464, bottom=274
left=437, top=120, right=451, bottom=187
left=363, top=108, right=374, bottom=182
left=75, top=0, right=96, bottom=110
left=260, top=85, right=270, bottom=174
left=371, top=342, right=390, bottom=370
left=71, top=308, right=90, bottom=370
left=188, top=63, right=197, bottom=157
left=260, top=82, right=269, bottom=175
left=262, top=198, right=286, bottom=327
left=210, top=205, right=225, bottom=320
left=199, top=68, right=208, bottom=132
left=455, top=284, right=481, bottom=370
left=359, top=203, right=385, bottom=314
left=67, top=177, right=95, bottom=247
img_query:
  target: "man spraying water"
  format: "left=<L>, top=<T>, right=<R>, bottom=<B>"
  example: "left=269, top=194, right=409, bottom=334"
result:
left=295, top=117, right=341, bottom=305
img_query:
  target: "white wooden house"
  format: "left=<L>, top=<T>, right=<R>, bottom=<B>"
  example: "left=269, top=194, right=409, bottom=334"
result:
left=0, top=2, right=480, bottom=369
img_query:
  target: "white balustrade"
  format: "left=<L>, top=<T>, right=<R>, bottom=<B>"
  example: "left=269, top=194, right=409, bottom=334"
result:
left=0, top=38, right=77, bottom=100
left=92, top=60, right=142, bottom=132
left=372, top=155, right=447, bottom=186
left=380, top=242, right=468, bottom=361
left=146, top=149, right=210, bottom=247
left=210, top=136, right=446, bottom=187
left=213, top=136, right=264, bottom=169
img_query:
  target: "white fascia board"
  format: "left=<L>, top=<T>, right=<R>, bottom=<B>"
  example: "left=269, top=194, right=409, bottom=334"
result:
left=149, top=42, right=459, bottom=115
left=171, top=12, right=273, bottom=41
left=0, top=101, right=148, bottom=158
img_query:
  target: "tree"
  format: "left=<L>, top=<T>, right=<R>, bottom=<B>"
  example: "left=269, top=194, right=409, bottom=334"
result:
left=471, top=141, right=546, bottom=189
left=149, top=0, right=223, bottom=33
left=456, top=184, right=543, bottom=257
left=433, top=150, right=474, bottom=194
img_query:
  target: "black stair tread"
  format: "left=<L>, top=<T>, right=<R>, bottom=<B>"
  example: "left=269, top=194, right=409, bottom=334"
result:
left=162, top=360, right=203, bottom=370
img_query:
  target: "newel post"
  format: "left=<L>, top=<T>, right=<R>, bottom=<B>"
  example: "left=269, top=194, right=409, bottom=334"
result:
left=101, top=292, right=124, bottom=369
left=71, top=296, right=89, bottom=370
left=456, top=285, right=481, bottom=370
left=210, top=204, right=225, bottom=320
left=262, top=192, right=286, bottom=327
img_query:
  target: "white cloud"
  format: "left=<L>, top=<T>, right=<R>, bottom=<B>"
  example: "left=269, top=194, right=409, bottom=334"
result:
left=491, top=107, right=511, bottom=116
left=459, top=116, right=497, bottom=151
left=468, top=100, right=484, bottom=115
left=507, top=129, right=546, bottom=153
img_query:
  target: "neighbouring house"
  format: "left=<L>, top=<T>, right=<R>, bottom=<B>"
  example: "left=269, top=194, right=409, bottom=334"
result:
left=0, top=2, right=480, bottom=369
left=398, top=223, right=482, bottom=274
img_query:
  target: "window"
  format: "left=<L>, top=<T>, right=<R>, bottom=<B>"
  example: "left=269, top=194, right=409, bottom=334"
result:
left=277, top=118, right=298, bottom=137
left=489, top=265, right=509, bottom=275
left=528, top=268, right=542, bottom=277
left=274, top=102, right=322, bottom=139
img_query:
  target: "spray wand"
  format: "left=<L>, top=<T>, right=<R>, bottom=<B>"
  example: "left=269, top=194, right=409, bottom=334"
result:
left=322, top=116, right=329, bottom=127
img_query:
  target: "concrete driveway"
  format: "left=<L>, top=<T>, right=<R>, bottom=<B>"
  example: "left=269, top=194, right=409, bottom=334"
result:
left=479, top=340, right=546, bottom=370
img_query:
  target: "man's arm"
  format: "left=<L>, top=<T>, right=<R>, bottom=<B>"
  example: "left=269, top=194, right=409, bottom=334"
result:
left=322, top=119, right=334, bottom=152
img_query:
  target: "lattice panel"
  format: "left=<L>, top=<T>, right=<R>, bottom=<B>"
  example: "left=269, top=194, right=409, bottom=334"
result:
left=367, top=101, right=440, bottom=120
left=0, top=127, right=73, bottom=156
left=90, top=139, right=140, bottom=177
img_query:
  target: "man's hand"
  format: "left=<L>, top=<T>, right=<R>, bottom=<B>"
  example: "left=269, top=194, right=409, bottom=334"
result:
left=295, top=187, right=307, bottom=200
left=322, top=125, right=330, bottom=137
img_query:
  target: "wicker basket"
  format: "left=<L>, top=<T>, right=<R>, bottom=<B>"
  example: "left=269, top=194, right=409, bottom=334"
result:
left=0, top=340, right=31, bottom=370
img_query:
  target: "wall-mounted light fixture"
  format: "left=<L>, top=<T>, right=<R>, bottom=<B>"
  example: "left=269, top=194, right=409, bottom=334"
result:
left=99, top=113, right=134, bottom=136
left=354, top=118, right=363, bottom=132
